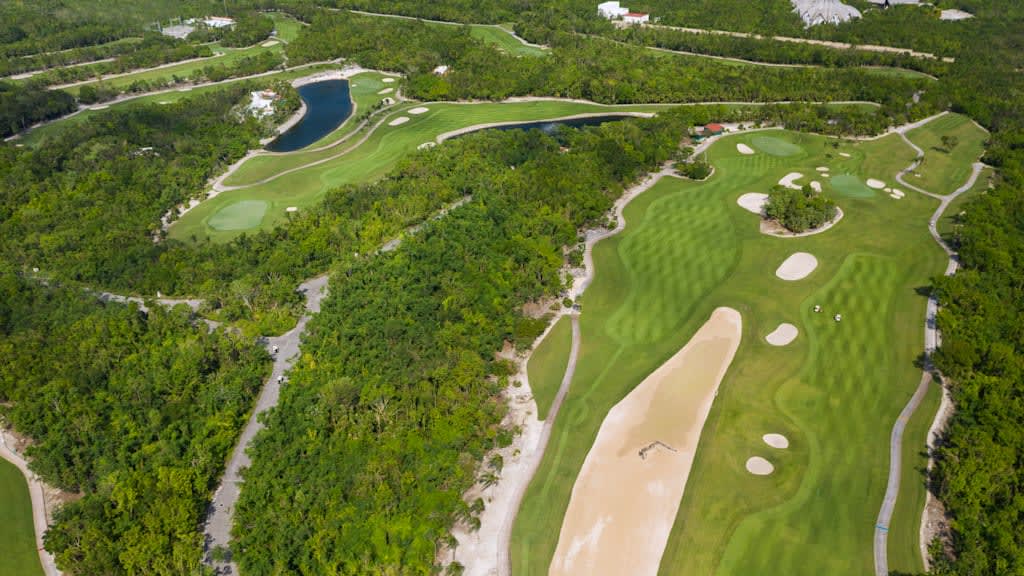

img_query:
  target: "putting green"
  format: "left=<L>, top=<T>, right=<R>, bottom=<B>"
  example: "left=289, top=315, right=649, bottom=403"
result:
left=512, top=126, right=961, bottom=576
left=831, top=174, right=876, bottom=198
left=751, top=135, right=803, bottom=157
left=208, top=200, right=268, bottom=230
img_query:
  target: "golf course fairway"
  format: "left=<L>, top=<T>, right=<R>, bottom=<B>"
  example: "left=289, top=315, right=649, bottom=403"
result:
left=511, top=126, right=964, bottom=575
left=0, top=458, right=44, bottom=576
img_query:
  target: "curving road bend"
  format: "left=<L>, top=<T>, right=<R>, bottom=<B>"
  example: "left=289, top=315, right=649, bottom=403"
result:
left=872, top=142, right=985, bottom=575
left=203, top=274, right=329, bottom=576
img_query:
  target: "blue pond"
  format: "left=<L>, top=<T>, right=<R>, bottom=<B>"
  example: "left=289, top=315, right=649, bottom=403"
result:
left=266, top=80, right=353, bottom=152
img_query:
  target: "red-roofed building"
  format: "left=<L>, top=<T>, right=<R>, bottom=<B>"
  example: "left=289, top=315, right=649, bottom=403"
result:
left=622, top=12, right=649, bottom=24
left=703, top=123, right=725, bottom=136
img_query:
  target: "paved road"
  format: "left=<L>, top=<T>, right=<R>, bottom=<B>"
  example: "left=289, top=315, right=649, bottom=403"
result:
left=872, top=135, right=985, bottom=575
left=496, top=314, right=580, bottom=576
left=203, top=274, right=329, bottom=575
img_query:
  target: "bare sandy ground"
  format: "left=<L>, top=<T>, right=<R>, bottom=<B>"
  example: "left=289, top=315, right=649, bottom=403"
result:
left=763, top=434, right=790, bottom=449
left=409, top=107, right=430, bottom=114
left=746, top=456, right=775, bottom=475
left=377, top=87, right=394, bottom=94
left=736, top=143, right=755, bottom=155
left=388, top=116, right=409, bottom=126
left=549, top=307, right=742, bottom=576
left=779, top=172, right=805, bottom=190
left=737, top=192, right=769, bottom=214
left=775, top=252, right=818, bottom=280
left=867, top=178, right=887, bottom=189
left=765, top=323, right=798, bottom=346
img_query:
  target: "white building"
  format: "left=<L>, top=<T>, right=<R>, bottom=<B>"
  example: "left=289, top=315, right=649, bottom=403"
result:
left=622, top=12, right=650, bottom=24
left=598, top=1, right=629, bottom=19
left=204, top=16, right=235, bottom=28
left=248, top=90, right=278, bottom=118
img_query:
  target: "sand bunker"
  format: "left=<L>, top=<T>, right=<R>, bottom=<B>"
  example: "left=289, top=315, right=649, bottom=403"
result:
left=763, top=434, right=790, bottom=449
left=381, top=77, right=395, bottom=83
left=549, top=308, right=743, bottom=576
left=890, top=188, right=905, bottom=199
left=940, top=8, right=973, bottom=20
left=779, top=172, right=804, bottom=190
left=810, top=181, right=822, bottom=193
left=286, top=206, right=298, bottom=213
left=866, top=178, right=887, bottom=189
left=737, top=193, right=769, bottom=215
left=816, top=166, right=829, bottom=172
left=388, top=116, right=410, bottom=126
left=736, top=143, right=755, bottom=155
left=417, top=142, right=436, bottom=150
left=409, top=107, right=429, bottom=115
left=775, top=252, right=818, bottom=281
left=746, top=456, right=775, bottom=475
left=765, top=323, right=798, bottom=346
left=377, top=87, right=394, bottom=94
left=839, top=152, right=851, bottom=158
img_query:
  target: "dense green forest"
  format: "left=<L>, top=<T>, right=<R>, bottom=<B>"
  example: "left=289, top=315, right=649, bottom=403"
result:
left=0, top=80, right=76, bottom=137
left=0, top=269, right=269, bottom=575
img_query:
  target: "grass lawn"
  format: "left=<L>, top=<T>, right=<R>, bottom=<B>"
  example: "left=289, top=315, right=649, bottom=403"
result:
left=527, top=316, right=573, bottom=420
left=0, top=459, right=44, bottom=576
left=936, top=166, right=994, bottom=239
left=170, top=100, right=674, bottom=243
left=511, top=127, right=951, bottom=575
left=904, top=113, right=988, bottom=195
left=471, top=25, right=548, bottom=57
left=269, top=12, right=304, bottom=43
left=18, top=64, right=340, bottom=147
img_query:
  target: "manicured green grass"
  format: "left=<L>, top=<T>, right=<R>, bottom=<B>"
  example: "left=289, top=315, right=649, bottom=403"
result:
left=888, top=380, right=941, bottom=574
left=269, top=12, right=303, bottom=43
left=18, top=64, right=340, bottom=147
left=470, top=26, right=548, bottom=57
left=527, top=316, right=573, bottom=420
left=511, top=128, right=946, bottom=576
left=904, top=113, right=988, bottom=195
left=860, top=66, right=938, bottom=81
left=208, top=199, right=268, bottom=230
left=751, top=135, right=803, bottom=156
left=171, top=101, right=674, bottom=242
left=831, top=173, right=877, bottom=198
left=0, top=459, right=44, bottom=576
left=937, top=166, right=994, bottom=238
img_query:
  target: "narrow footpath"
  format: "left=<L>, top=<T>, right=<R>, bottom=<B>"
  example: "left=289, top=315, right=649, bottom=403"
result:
left=872, top=124, right=985, bottom=574
left=203, top=274, right=328, bottom=576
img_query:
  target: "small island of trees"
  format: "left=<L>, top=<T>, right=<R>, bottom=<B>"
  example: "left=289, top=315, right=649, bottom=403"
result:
left=764, top=185, right=838, bottom=233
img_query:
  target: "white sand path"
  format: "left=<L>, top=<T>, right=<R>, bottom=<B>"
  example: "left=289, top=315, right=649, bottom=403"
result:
left=549, top=308, right=742, bottom=576
left=737, top=193, right=769, bottom=215
left=779, top=172, right=805, bottom=190
left=736, top=143, right=755, bottom=155
left=746, top=456, right=775, bottom=475
left=775, top=252, right=818, bottom=280
left=763, top=434, right=790, bottom=449
left=765, top=323, right=799, bottom=346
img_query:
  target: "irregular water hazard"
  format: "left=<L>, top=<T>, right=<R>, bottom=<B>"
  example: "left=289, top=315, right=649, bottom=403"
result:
left=266, top=79, right=353, bottom=152
left=549, top=307, right=743, bottom=576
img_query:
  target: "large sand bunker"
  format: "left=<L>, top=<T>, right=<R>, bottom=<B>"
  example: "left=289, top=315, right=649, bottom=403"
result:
left=775, top=252, right=818, bottom=281
left=388, top=116, right=410, bottom=126
left=381, top=77, right=395, bottom=83
left=736, top=143, right=755, bottom=155
left=549, top=308, right=743, bottom=576
left=763, top=434, right=790, bottom=449
left=765, top=323, right=798, bottom=346
left=779, top=172, right=804, bottom=190
left=409, top=107, right=430, bottom=115
left=866, top=178, right=887, bottom=189
left=746, top=456, right=775, bottom=475
left=377, top=87, right=394, bottom=94
left=737, top=193, right=769, bottom=215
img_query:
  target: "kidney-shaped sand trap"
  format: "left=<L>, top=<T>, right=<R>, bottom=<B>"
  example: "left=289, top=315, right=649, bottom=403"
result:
left=765, top=323, right=798, bottom=346
left=381, top=77, right=395, bottom=83
left=737, top=192, right=769, bottom=215
left=549, top=307, right=743, bottom=576
left=377, top=87, right=394, bottom=94
left=775, top=252, right=818, bottom=281
left=736, top=143, right=755, bottom=155
left=763, top=434, right=790, bottom=449
left=409, top=107, right=430, bottom=115
left=388, top=116, right=410, bottom=126
left=778, top=172, right=804, bottom=190
left=746, top=456, right=775, bottom=475
left=866, top=178, right=887, bottom=189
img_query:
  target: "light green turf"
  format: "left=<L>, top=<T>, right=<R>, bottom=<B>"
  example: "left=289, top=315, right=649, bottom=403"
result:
left=751, top=135, right=803, bottom=156
left=62, top=41, right=285, bottom=96
left=888, top=380, right=941, bottom=574
left=904, top=113, right=988, bottom=195
left=470, top=26, right=548, bottom=57
left=511, top=128, right=948, bottom=576
left=18, top=64, right=341, bottom=147
left=208, top=200, right=268, bottom=230
left=0, top=459, right=44, bottom=576
left=860, top=66, right=938, bottom=81
left=831, top=173, right=876, bottom=198
left=269, top=12, right=303, bottom=43
left=527, top=316, right=573, bottom=420
left=170, top=101, right=675, bottom=242
left=936, top=166, right=993, bottom=238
